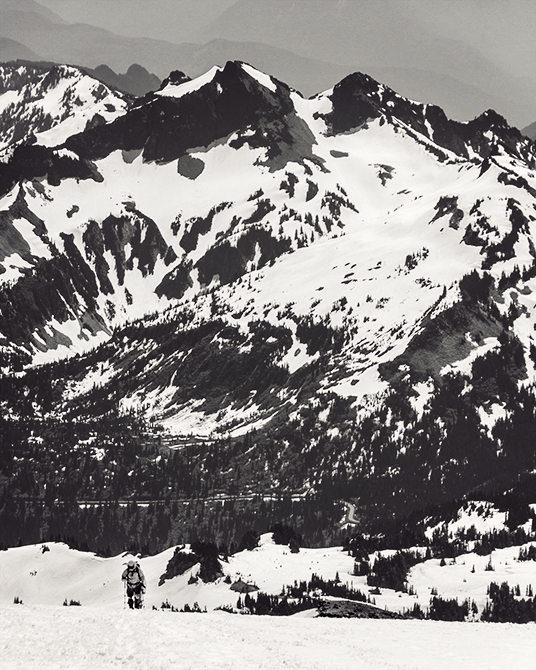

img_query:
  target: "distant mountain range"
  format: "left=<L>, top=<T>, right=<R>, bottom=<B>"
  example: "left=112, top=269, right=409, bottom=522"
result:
left=522, top=121, right=536, bottom=141
left=199, top=0, right=536, bottom=128
left=0, top=37, right=41, bottom=62
left=0, top=0, right=534, bottom=128
left=83, top=64, right=161, bottom=98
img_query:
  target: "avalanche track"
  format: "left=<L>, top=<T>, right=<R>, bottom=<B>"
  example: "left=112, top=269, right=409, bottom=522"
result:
left=0, top=606, right=533, bottom=670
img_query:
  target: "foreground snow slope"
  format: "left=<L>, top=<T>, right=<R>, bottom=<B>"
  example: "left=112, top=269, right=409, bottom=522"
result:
left=1, top=606, right=533, bottom=670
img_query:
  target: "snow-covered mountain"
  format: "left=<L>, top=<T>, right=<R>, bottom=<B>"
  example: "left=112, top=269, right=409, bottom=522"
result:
left=0, top=62, right=128, bottom=161
left=1, top=60, right=536, bottom=524
left=1, top=63, right=533, bottom=376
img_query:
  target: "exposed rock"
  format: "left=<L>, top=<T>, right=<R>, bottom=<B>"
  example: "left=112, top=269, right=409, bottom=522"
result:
left=178, top=154, right=205, bottom=180
left=317, top=600, right=405, bottom=619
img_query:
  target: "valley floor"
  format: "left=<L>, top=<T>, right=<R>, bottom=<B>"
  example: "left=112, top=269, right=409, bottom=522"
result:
left=0, top=606, right=534, bottom=670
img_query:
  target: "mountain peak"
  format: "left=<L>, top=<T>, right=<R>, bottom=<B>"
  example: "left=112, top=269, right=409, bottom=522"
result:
left=0, top=61, right=128, bottom=180
left=88, top=63, right=161, bottom=97
left=320, top=70, right=533, bottom=164
left=0, top=0, right=66, bottom=24
left=475, top=108, right=510, bottom=127
left=155, top=61, right=283, bottom=100
left=335, top=71, right=384, bottom=95
left=64, top=60, right=297, bottom=166
left=156, top=68, right=208, bottom=97
left=233, top=61, right=279, bottom=92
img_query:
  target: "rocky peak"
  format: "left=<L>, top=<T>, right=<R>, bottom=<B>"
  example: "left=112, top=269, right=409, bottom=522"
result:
left=322, top=71, right=385, bottom=135
left=459, top=110, right=533, bottom=163
left=65, top=61, right=298, bottom=166
left=322, top=70, right=534, bottom=165
left=0, top=62, right=128, bottom=161
left=157, top=70, right=191, bottom=90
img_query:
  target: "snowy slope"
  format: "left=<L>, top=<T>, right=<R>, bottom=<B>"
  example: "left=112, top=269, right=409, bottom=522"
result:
left=2, top=606, right=533, bottom=670
left=0, top=63, right=128, bottom=160
left=1, top=533, right=535, bottom=618
left=1, top=507, right=535, bottom=668
left=0, top=60, right=536, bottom=458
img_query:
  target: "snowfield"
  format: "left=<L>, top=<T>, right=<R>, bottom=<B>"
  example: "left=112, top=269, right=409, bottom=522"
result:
left=3, top=534, right=536, bottom=614
left=1, top=606, right=534, bottom=670
left=0, top=534, right=535, bottom=668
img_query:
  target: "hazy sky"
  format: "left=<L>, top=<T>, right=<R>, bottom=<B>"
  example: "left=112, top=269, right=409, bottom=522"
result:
left=37, top=0, right=536, bottom=80
left=38, top=0, right=237, bottom=43
left=413, top=0, right=536, bottom=80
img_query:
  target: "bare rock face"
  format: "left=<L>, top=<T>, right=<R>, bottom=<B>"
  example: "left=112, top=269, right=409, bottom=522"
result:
left=178, top=154, right=205, bottom=180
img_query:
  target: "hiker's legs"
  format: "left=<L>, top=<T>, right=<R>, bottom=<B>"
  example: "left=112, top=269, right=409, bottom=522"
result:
left=126, top=585, right=135, bottom=609
left=133, top=585, right=143, bottom=608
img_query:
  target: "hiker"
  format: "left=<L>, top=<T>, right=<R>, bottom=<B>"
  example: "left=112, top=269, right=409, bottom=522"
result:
left=122, top=560, right=146, bottom=609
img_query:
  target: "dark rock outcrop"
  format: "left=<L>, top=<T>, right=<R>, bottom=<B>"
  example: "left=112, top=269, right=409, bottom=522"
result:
left=317, top=600, right=405, bottom=619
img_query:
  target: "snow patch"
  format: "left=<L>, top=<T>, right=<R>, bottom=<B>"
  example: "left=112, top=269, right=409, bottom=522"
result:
left=156, top=66, right=221, bottom=98
left=241, top=63, right=277, bottom=92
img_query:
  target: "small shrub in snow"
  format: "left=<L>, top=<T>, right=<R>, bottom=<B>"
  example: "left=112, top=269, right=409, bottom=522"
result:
left=518, top=545, right=536, bottom=561
left=215, top=603, right=235, bottom=614
left=160, top=600, right=179, bottom=612
left=181, top=602, right=206, bottom=613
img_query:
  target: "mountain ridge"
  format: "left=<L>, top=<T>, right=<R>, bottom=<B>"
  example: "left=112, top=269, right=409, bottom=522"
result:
left=199, top=0, right=536, bottom=128
left=0, top=60, right=535, bottom=533
left=522, top=121, right=536, bottom=141
left=0, top=37, right=42, bottom=63
left=0, top=1, right=533, bottom=126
